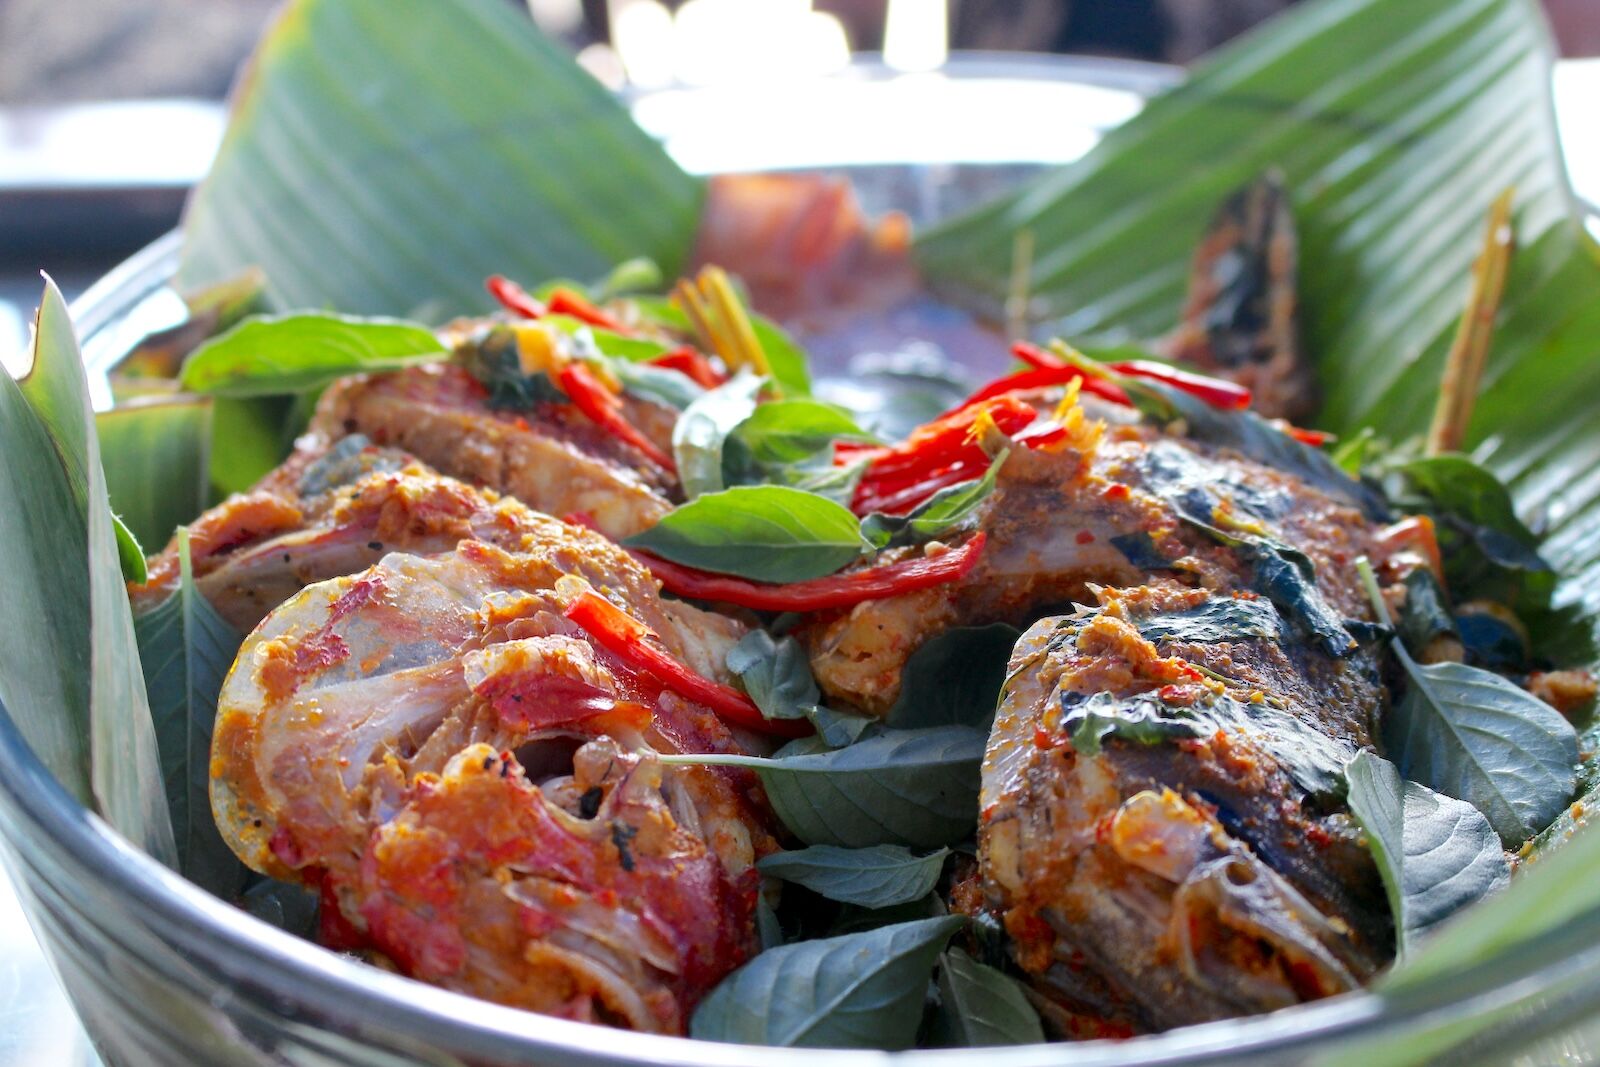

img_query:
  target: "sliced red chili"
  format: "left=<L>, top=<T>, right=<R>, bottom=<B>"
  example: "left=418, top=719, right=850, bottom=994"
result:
left=648, top=345, right=728, bottom=389
left=958, top=366, right=1132, bottom=411
left=556, top=361, right=677, bottom=473
left=548, top=287, right=632, bottom=335
left=867, top=396, right=1037, bottom=479
left=564, top=589, right=808, bottom=738
left=633, top=532, right=987, bottom=613
left=1011, top=340, right=1067, bottom=370
left=486, top=274, right=546, bottom=319
left=1107, top=360, right=1252, bottom=410
left=1286, top=425, right=1335, bottom=447
left=853, top=462, right=986, bottom=516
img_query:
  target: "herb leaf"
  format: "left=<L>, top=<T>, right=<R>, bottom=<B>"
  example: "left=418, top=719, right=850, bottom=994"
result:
left=672, top=370, right=764, bottom=499
left=725, top=630, right=872, bottom=747
left=757, top=844, right=949, bottom=909
left=665, top=726, right=985, bottom=848
left=96, top=396, right=212, bottom=551
left=179, top=312, right=444, bottom=397
left=1385, top=658, right=1578, bottom=846
left=1345, top=752, right=1510, bottom=957
left=861, top=451, right=1005, bottom=550
left=1136, top=596, right=1281, bottom=644
left=133, top=530, right=249, bottom=895
left=1357, top=557, right=1576, bottom=845
left=724, top=399, right=872, bottom=475
left=626, top=485, right=868, bottom=583
left=887, top=624, right=1021, bottom=731
left=933, top=947, right=1046, bottom=1047
left=690, top=916, right=964, bottom=1048
left=1130, top=380, right=1389, bottom=521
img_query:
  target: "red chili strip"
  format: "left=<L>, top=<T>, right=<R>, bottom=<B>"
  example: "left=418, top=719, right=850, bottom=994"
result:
left=556, top=362, right=677, bottom=473
left=1011, top=340, right=1067, bottom=370
left=486, top=274, right=547, bottom=319
left=1108, top=360, right=1252, bottom=410
left=958, top=366, right=1132, bottom=411
left=634, top=532, right=987, bottom=613
left=548, top=287, right=633, bottom=335
left=649, top=345, right=728, bottom=389
left=1286, top=426, right=1335, bottom=447
left=853, top=462, right=986, bottom=516
left=867, top=396, right=1038, bottom=480
left=564, top=589, right=808, bottom=738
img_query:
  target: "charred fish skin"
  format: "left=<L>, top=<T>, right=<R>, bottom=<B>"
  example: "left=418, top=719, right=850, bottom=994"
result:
left=978, top=585, right=1391, bottom=1035
left=1164, top=172, right=1319, bottom=422
left=804, top=399, right=1388, bottom=716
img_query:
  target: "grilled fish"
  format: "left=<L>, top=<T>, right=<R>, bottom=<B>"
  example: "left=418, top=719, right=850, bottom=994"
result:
left=208, top=479, right=770, bottom=1033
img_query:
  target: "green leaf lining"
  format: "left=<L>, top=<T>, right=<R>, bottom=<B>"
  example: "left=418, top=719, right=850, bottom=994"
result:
left=179, top=0, right=702, bottom=319
left=1345, top=751, right=1510, bottom=957
left=690, top=916, right=964, bottom=1048
left=757, top=845, right=949, bottom=909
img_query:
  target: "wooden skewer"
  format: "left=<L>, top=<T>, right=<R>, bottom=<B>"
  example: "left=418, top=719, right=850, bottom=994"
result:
left=1426, top=188, right=1515, bottom=456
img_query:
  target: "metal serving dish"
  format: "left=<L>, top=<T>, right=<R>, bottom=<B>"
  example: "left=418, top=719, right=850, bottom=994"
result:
left=4, top=56, right=1600, bottom=1067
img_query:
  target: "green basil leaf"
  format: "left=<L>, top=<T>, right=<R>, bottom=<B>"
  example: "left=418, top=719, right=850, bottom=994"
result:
left=626, top=485, right=868, bottom=583
left=1135, top=596, right=1282, bottom=644
left=549, top=314, right=672, bottom=364
left=1385, top=656, right=1578, bottom=847
left=887, top=624, right=1021, bottom=731
left=861, top=451, right=1005, bottom=550
left=664, top=726, right=985, bottom=848
left=757, top=845, right=949, bottom=909
left=179, top=312, right=444, bottom=397
left=595, top=257, right=663, bottom=300
left=726, top=630, right=820, bottom=721
left=133, top=530, right=248, bottom=896
left=933, top=947, right=1046, bottom=1047
left=1399, top=454, right=1555, bottom=614
left=1062, top=691, right=1204, bottom=757
left=690, top=916, right=964, bottom=1048
left=672, top=370, right=764, bottom=499
left=605, top=356, right=704, bottom=411
left=1059, top=686, right=1352, bottom=802
left=723, top=399, right=874, bottom=476
left=723, top=629, right=872, bottom=746
left=756, top=890, right=785, bottom=951
left=1345, top=752, right=1509, bottom=958
left=750, top=315, right=813, bottom=399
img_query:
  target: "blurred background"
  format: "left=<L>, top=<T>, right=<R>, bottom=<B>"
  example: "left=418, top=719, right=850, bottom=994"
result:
left=0, top=0, right=1596, bottom=363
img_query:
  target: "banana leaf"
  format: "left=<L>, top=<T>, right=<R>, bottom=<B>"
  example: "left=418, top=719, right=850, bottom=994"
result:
left=917, top=0, right=1600, bottom=627
left=177, top=0, right=702, bottom=321
left=96, top=396, right=212, bottom=550
left=0, top=281, right=176, bottom=862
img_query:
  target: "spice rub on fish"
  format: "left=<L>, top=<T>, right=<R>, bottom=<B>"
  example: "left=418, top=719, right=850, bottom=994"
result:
left=802, top=389, right=1393, bottom=715
left=313, top=323, right=679, bottom=542
left=209, top=480, right=773, bottom=1034
left=977, top=583, right=1390, bottom=1034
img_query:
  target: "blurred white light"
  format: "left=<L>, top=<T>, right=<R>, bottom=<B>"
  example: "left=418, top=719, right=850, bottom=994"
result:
left=797, top=12, right=851, bottom=77
left=884, top=0, right=948, bottom=72
left=576, top=42, right=628, bottom=89
left=1, top=306, right=30, bottom=379
left=526, top=0, right=584, bottom=35
left=612, top=0, right=677, bottom=89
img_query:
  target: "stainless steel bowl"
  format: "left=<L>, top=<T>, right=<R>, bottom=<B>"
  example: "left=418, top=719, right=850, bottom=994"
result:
left=5, top=56, right=1600, bottom=1067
